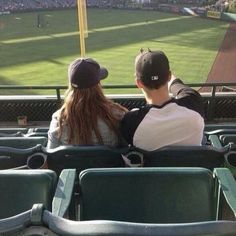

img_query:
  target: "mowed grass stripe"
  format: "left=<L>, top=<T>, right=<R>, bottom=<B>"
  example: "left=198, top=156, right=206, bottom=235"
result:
left=0, top=8, right=228, bottom=95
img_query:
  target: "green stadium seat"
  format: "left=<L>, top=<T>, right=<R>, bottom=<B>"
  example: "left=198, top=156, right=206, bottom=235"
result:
left=0, top=169, right=76, bottom=219
left=0, top=145, right=126, bottom=174
left=79, top=167, right=236, bottom=223
left=208, top=135, right=224, bottom=148
left=219, top=134, right=236, bottom=145
left=46, top=145, right=126, bottom=176
left=122, top=146, right=226, bottom=171
left=207, top=129, right=236, bottom=147
left=0, top=137, right=47, bottom=148
left=0, top=128, right=28, bottom=134
left=0, top=131, right=24, bottom=137
left=0, top=145, right=43, bottom=170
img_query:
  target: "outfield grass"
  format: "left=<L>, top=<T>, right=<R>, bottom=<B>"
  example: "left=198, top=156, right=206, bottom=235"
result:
left=0, top=8, right=229, bottom=94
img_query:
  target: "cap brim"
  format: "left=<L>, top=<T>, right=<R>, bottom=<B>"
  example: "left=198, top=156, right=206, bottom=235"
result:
left=99, top=67, right=108, bottom=80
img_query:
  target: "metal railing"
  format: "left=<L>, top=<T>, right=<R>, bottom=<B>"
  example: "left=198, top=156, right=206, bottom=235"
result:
left=0, top=82, right=235, bottom=101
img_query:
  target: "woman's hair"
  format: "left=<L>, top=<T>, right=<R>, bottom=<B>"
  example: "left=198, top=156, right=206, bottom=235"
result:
left=58, top=84, right=126, bottom=145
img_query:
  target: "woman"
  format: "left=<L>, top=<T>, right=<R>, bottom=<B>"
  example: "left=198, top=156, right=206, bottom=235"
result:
left=47, top=58, right=127, bottom=149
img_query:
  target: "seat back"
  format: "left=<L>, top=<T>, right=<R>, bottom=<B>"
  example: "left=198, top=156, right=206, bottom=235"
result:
left=0, top=145, right=43, bottom=170
left=0, top=137, right=47, bottom=148
left=0, top=169, right=57, bottom=219
left=79, top=167, right=215, bottom=223
left=220, top=134, right=236, bottom=145
left=140, top=146, right=225, bottom=170
left=46, top=145, right=125, bottom=176
left=0, top=128, right=28, bottom=134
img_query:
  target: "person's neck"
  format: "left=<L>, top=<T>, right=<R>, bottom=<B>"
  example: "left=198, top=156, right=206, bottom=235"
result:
left=143, top=86, right=171, bottom=106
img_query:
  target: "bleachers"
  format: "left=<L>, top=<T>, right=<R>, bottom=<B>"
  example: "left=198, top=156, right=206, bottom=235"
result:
left=0, top=85, right=235, bottom=234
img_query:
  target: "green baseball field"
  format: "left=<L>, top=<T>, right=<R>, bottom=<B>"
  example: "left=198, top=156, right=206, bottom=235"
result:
left=0, top=8, right=229, bottom=94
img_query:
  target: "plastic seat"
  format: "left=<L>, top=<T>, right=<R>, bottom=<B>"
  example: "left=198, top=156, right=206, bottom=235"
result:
left=0, top=137, right=47, bottom=148
left=0, top=128, right=28, bottom=134
left=122, top=146, right=227, bottom=171
left=219, top=134, right=236, bottom=145
left=0, top=145, right=43, bottom=170
left=79, top=167, right=236, bottom=223
left=46, top=145, right=126, bottom=176
left=0, top=169, right=76, bottom=219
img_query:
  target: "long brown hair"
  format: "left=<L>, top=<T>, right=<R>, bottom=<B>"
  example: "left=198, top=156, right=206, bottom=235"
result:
left=58, top=84, right=126, bottom=145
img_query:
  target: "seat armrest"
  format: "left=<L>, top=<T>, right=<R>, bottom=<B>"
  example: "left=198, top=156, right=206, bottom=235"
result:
left=52, top=169, right=76, bottom=218
left=214, top=168, right=236, bottom=218
left=209, top=135, right=223, bottom=149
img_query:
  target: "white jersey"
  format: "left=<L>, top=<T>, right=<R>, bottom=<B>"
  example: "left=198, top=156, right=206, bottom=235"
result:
left=120, top=79, right=205, bottom=151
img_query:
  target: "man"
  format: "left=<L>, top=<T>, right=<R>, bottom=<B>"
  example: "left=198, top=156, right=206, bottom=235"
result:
left=120, top=49, right=205, bottom=151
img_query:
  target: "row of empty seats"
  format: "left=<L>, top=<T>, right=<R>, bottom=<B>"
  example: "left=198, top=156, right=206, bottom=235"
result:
left=1, top=167, right=236, bottom=235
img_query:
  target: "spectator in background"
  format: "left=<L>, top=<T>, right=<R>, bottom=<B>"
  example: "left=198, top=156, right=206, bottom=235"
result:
left=120, top=49, right=205, bottom=151
left=47, top=58, right=127, bottom=149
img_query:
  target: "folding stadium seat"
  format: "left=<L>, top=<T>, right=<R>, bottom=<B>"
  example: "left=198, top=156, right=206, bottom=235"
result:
left=26, top=127, right=49, bottom=138
left=27, top=127, right=49, bottom=133
left=0, top=145, right=126, bottom=175
left=0, top=136, right=47, bottom=148
left=0, top=128, right=28, bottom=134
left=0, top=131, right=24, bottom=137
left=219, top=134, right=236, bottom=146
left=121, top=145, right=227, bottom=171
left=45, top=145, right=126, bottom=176
left=0, top=145, right=43, bottom=170
left=206, top=129, right=236, bottom=148
left=204, top=124, right=236, bottom=132
left=79, top=167, right=236, bottom=223
left=0, top=169, right=76, bottom=219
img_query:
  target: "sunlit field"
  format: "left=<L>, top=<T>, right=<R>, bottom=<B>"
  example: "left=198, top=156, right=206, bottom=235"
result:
left=0, top=8, right=229, bottom=94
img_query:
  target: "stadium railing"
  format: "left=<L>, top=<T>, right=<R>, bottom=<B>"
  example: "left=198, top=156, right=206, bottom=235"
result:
left=0, top=83, right=236, bottom=125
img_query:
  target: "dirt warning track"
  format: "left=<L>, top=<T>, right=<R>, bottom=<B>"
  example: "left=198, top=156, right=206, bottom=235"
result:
left=206, top=22, right=236, bottom=83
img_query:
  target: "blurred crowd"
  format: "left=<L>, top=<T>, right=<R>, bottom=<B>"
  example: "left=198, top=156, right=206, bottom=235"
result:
left=0, top=0, right=76, bottom=12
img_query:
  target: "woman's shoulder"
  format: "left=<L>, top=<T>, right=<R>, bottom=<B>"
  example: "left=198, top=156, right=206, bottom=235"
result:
left=52, top=109, right=62, bottom=120
left=110, top=103, right=128, bottom=119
